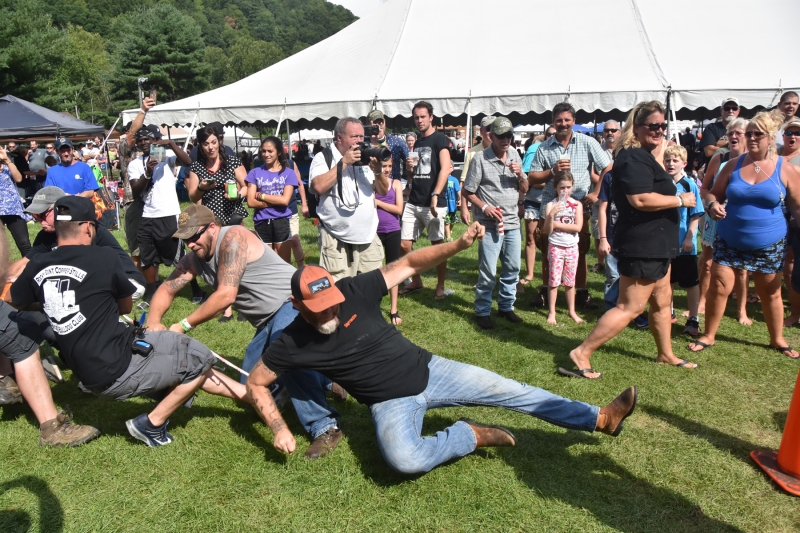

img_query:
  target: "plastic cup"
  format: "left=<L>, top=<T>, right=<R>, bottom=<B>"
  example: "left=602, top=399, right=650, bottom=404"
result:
left=408, top=152, right=419, bottom=165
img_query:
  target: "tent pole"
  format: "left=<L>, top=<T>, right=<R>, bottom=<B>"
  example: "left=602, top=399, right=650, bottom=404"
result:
left=234, top=127, right=239, bottom=155
left=465, top=92, right=472, bottom=150
left=286, top=117, right=293, bottom=164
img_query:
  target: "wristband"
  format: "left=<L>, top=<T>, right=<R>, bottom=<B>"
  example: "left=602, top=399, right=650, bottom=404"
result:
left=431, top=192, right=439, bottom=197
left=481, top=204, right=492, bottom=213
left=179, top=318, right=193, bottom=333
left=678, top=196, right=684, bottom=208
left=707, top=200, right=718, bottom=210
left=599, top=236, right=607, bottom=240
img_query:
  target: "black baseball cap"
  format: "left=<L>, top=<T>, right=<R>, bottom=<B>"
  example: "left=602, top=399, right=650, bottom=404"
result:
left=135, top=125, right=162, bottom=140
left=54, top=137, right=73, bottom=150
left=54, top=196, right=96, bottom=223
left=207, top=122, right=225, bottom=135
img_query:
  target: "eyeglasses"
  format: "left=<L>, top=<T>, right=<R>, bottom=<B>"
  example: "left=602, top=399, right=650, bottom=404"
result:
left=644, top=123, right=668, bottom=132
left=604, top=129, right=619, bottom=134
left=32, top=207, right=52, bottom=222
left=545, top=132, right=555, bottom=138
left=723, top=106, right=739, bottom=112
left=784, top=131, right=800, bottom=137
left=185, top=225, right=208, bottom=244
left=745, top=131, right=766, bottom=139
left=494, top=133, right=514, bottom=140
left=727, top=131, right=745, bottom=137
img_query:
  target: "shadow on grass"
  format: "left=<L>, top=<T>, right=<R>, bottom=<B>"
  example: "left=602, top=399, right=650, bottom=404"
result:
left=643, top=405, right=759, bottom=463
left=773, top=411, right=788, bottom=433
left=0, top=475, right=63, bottom=533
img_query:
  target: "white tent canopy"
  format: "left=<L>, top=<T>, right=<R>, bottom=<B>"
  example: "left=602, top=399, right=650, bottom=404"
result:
left=124, top=0, right=800, bottom=128
left=290, top=129, right=333, bottom=142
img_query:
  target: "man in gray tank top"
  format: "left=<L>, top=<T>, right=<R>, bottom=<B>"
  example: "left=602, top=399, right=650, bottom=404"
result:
left=146, top=205, right=344, bottom=459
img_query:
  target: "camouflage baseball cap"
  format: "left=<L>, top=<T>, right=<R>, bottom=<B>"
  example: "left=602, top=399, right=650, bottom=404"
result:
left=367, top=109, right=385, bottom=122
left=173, top=204, right=216, bottom=240
left=490, top=117, right=514, bottom=136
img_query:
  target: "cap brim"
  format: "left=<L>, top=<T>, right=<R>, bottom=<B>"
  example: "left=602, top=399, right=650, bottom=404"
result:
left=303, top=286, right=346, bottom=313
left=492, top=129, right=514, bottom=136
left=24, top=201, right=51, bottom=214
left=173, top=225, right=201, bottom=240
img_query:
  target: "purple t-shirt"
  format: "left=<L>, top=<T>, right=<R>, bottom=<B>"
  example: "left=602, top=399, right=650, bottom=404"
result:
left=375, top=179, right=401, bottom=234
left=245, top=165, right=298, bottom=222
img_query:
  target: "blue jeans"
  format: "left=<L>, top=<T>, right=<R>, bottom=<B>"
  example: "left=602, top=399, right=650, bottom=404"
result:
left=604, top=252, right=620, bottom=311
left=475, top=227, right=521, bottom=316
left=369, top=356, right=599, bottom=474
left=241, top=300, right=339, bottom=438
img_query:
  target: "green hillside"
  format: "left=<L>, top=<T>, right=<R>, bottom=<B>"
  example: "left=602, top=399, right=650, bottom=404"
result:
left=0, top=0, right=356, bottom=126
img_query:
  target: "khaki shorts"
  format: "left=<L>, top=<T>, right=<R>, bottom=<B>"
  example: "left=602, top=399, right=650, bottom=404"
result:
left=400, top=203, right=445, bottom=242
left=290, top=213, right=300, bottom=237
left=318, top=225, right=384, bottom=281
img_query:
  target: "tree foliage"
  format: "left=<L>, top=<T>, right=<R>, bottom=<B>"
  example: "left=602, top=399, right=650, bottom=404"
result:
left=0, top=0, right=356, bottom=126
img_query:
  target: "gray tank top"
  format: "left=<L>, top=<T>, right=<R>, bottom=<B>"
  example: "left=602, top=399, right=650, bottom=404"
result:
left=198, top=226, right=294, bottom=329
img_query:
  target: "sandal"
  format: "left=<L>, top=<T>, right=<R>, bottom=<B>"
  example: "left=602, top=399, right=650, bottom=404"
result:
left=774, top=346, right=800, bottom=359
left=519, top=277, right=533, bottom=286
left=557, top=367, right=602, bottom=379
left=687, top=339, right=714, bottom=352
left=399, top=286, right=422, bottom=296
left=389, top=312, right=402, bottom=326
left=658, top=358, right=698, bottom=368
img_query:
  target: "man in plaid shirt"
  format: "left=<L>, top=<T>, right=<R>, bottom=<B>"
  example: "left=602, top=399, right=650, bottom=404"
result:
left=528, top=102, right=612, bottom=309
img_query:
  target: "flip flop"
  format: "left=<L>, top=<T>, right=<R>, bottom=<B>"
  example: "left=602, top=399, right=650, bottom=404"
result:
left=399, top=286, right=422, bottom=296
left=659, top=358, right=698, bottom=368
left=519, top=277, right=533, bottom=286
left=774, top=346, right=800, bottom=359
left=687, top=340, right=714, bottom=352
left=557, top=367, right=602, bottom=379
left=389, top=312, right=402, bottom=326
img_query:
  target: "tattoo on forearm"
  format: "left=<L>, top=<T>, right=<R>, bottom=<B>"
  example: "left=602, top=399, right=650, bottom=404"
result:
left=164, top=255, right=196, bottom=292
left=247, top=381, right=286, bottom=435
left=218, top=230, right=247, bottom=288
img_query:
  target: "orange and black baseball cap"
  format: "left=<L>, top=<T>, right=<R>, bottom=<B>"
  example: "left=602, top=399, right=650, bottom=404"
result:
left=291, top=265, right=345, bottom=312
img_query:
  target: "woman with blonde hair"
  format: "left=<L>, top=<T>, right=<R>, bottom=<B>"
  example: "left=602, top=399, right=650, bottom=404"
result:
left=562, top=101, right=697, bottom=379
left=690, top=110, right=800, bottom=358
left=697, top=118, right=751, bottom=324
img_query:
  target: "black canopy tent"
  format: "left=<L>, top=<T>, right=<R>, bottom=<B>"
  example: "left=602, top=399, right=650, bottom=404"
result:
left=0, top=95, right=105, bottom=139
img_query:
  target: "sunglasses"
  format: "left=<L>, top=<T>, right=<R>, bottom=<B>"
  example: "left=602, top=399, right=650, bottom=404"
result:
left=727, top=131, right=745, bottom=137
left=545, top=132, right=555, bottom=137
left=745, top=131, right=766, bottom=139
left=784, top=131, right=800, bottom=137
left=644, top=123, right=668, bottom=132
left=604, top=129, right=619, bottom=134
left=723, top=106, right=739, bottom=112
left=185, top=225, right=208, bottom=244
left=494, top=133, right=514, bottom=140
left=32, top=207, right=52, bottom=222
left=46, top=146, right=54, bottom=149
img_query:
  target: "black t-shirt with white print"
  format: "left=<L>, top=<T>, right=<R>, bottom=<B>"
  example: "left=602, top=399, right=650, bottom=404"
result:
left=262, top=270, right=433, bottom=405
left=408, top=131, right=449, bottom=208
left=12, top=245, right=137, bottom=389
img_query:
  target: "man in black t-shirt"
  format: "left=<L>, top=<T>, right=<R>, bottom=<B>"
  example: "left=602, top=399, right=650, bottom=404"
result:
left=6, top=187, right=146, bottom=300
left=399, top=101, right=452, bottom=299
left=247, top=221, right=638, bottom=473
left=699, top=97, right=740, bottom=164
left=12, top=196, right=247, bottom=447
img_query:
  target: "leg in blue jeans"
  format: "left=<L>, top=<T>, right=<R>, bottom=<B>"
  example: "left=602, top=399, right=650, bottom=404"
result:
left=497, top=228, right=521, bottom=312
left=476, top=228, right=520, bottom=315
left=241, top=300, right=339, bottom=438
left=369, top=356, right=599, bottom=474
left=604, top=252, right=620, bottom=311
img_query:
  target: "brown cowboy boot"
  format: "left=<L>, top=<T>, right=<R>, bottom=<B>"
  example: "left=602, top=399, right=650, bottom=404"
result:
left=596, top=386, right=638, bottom=436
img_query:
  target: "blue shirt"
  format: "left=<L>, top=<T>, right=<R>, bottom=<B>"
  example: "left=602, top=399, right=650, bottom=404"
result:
left=44, top=162, right=99, bottom=195
left=521, top=142, right=541, bottom=173
left=445, top=175, right=460, bottom=213
left=674, top=174, right=704, bottom=255
left=378, top=134, right=409, bottom=182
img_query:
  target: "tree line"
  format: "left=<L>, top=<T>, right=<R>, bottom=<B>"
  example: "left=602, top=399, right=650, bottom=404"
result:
left=0, top=0, right=356, bottom=127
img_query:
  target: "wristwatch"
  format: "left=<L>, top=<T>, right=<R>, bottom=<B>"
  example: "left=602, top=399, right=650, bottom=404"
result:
left=431, top=192, right=440, bottom=197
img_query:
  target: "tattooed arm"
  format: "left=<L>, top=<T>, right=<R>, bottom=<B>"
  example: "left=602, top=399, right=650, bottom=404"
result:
left=246, top=360, right=296, bottom=454
left=146, top=252, right=203, bottom=330
left=165, top=226, right=248, bottom=333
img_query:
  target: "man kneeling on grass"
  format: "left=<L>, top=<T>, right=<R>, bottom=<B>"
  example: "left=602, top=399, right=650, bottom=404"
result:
left=11, top=196, right=247, bottom=447
left=247, top=221, right=638, bottom=474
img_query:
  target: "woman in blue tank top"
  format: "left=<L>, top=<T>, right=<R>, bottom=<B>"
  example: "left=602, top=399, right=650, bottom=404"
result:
left=690, top=110, right=800, bottom=359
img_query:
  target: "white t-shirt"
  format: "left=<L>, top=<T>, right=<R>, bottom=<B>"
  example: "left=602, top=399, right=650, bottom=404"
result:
left=128, top=155, right=181, bottom=218
left=309, top=145, right=377, bottom=244
left=83, top=147, right=100, bottom=167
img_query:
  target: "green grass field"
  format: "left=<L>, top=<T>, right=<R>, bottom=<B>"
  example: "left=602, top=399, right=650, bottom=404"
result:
left=1, top=213, right=799, bottom=532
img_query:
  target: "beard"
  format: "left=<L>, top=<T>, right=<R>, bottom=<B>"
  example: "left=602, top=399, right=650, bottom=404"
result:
left=315, top=316, right=340, bottom=335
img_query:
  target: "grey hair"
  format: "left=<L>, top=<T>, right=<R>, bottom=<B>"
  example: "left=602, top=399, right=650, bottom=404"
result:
left=726, top=118, right=749, bottom=133
left=406, top=132, right=417, bottom=139
left=604, top=120, right=620, bottom=129
left=334, top=117, right=362, bottom=138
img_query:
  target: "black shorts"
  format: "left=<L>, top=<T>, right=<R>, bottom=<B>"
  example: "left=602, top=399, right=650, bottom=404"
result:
left=378, top=230, right=402, bottom=264
left=617, top=256, right=671, bottom=281
left=137, top=216, right=181, bottom=268
left=124, top=201, right=144, bottom=256
left=255, top=217, right=291, bottom=244
left=670, top=255, right=700, bottom=288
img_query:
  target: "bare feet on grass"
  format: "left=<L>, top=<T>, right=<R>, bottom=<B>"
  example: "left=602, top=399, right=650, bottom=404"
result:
left=569, top=312, right=584, bottom=324
left=547, top=313, right=558, bottom=325
left=738, top=313, right=752, bottom=326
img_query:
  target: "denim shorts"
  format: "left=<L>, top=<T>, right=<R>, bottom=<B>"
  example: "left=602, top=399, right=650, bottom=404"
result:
left=523, top=200, right=541, bottom=220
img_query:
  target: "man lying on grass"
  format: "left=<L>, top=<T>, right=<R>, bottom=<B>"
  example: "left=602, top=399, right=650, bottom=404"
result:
left=247, top=221, right=638, bottom=474
left=11, top=196, right=247, bottom=447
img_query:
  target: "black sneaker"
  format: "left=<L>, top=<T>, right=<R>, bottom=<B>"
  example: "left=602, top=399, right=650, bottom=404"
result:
left=498, top=310, right=523, bottom=323
left=683, top=318, right=700, bottom=337
left=126, top=413, right=173, bottom=447
left=577, top=289, right=599, bottom=310
left=476, top=315, right=494, bottom=330
left=529, top=287, right=548, bottom=308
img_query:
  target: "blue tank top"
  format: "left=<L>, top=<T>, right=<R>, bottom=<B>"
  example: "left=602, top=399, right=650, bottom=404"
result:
left=717, top=156, right=787, bottom=250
